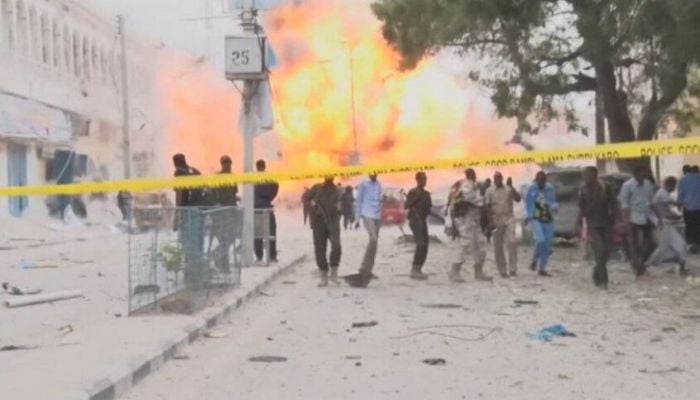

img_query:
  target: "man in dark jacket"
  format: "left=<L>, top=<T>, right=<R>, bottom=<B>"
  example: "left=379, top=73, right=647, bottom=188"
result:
left=172, top=153, right=205, bottom=287
left=254, top=159, right=279, bottom=262
left=304, top=176, right=342, bottom=286
left=341, top=186, right=355, bottom=230
left=405, top=172, right=432, bottom=280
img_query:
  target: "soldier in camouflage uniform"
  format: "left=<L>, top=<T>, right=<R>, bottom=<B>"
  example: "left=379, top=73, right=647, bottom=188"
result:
left=448, top=169, right=492, bottom=282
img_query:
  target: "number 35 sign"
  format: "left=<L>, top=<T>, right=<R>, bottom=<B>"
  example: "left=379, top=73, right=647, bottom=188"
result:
left=224, top=35, right=267, bottom=81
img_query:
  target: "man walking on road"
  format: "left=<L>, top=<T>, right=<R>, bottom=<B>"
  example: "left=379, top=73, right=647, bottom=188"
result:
left=449, top=168, right=491, bottom=282
left=485, top=172, right=521, bottom=278
left=341, top=186, right=355, bottom=230
left=304, top=176, right=342, bottom=287
left=254, top=160, right=279, bottom=263
left=619, top=166, right=658, bottom=280
left=346, top=174, right=382, bottom=288
left=577, top=166, right=617, bottom=288
left=647, top=176, right=689, bottom=276
left=525, top=171, right=557, bottom=277
left=678, top=165, right=700, bottom=250
left=405, top=172, right=432, bottom=280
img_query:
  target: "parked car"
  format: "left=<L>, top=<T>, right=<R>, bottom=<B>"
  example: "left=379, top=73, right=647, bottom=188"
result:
left=381, top=188, right=407, bottom=226
left=546, top=169, right=584, bottom=239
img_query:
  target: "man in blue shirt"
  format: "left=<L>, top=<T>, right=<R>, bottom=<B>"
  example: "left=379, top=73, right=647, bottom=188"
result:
left=619, top=166, right=659, bottom=279
left=525, top=171, right=558, bottom=277
left=678, top=165, right=700, bottom=248
left=347, top=174, right=383, bottom=287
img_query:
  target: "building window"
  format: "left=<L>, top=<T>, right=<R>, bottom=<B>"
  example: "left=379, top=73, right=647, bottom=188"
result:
left=28, top=5, right=38, bottom=62
left=1, top=0, right=15, bottom=51
left=72, top=30, right=80, bottom=77
left=40, top=12, right=49, bottom=64
left=51, top=18, right=59, bottom=68
left=15, top=0, right=26, bottom=56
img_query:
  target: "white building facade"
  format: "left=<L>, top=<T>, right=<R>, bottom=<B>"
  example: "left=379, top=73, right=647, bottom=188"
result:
left=0, top=0, right=161, bottom=218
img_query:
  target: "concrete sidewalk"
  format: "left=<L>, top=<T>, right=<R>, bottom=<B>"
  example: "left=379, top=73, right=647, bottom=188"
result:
left=0, top=212, right=309, bottom=400
left=1, top=256, right=306, bottom=400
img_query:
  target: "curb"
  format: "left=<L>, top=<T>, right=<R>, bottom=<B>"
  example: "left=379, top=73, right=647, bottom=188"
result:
left=81, top=255, right=307, bottom=400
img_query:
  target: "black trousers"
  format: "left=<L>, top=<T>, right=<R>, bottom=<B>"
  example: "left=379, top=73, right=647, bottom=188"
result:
left=589, top=227, right=612, bottom=286
left=409, top=217, right=429, bottom=268
left=254, top=211, right=277, bottom=261
left=628, top=223, right=654, bottom=276
left=312, top=223, right=341, bottom=271
left=684, top=209, right=700, bottom=246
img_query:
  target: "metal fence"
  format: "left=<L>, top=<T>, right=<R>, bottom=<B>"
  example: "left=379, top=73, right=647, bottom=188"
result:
left=128, top=205, right=243, bottom=314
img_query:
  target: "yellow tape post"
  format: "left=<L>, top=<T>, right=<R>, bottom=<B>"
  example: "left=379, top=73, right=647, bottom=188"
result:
left=1, top=137, right=698, bottom=197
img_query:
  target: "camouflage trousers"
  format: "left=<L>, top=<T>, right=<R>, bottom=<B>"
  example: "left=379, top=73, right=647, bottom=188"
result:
left=454, top=214, right=487, bottom=267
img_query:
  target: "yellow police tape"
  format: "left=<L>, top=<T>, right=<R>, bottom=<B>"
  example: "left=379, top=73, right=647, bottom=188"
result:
left=1, top=137, right=698, bottom=197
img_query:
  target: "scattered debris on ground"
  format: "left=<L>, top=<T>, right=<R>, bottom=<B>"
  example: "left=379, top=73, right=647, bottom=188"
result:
left=422, top=358, right=446, bottom=366
left=0, top=345, right=39, bottom=352
left=4, top=290, right=83, bottom=308
left=248, top=356, right=288, bottom=363
left=514, top=300, right=539, bottom=306
left=529, top=324, right=576, bottom=342
left=2, top=282, right=42, bottom=296
left=420, top=303, right=463, bottom=309
left=639, top=366, right=684, bottom=375
left=204, top=330, right=229, bottom=339
left=352, top=321, right=378, bottom=329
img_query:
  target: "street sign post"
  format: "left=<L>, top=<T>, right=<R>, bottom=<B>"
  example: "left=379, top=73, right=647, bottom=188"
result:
left=224, top=35, right=267, bottom=81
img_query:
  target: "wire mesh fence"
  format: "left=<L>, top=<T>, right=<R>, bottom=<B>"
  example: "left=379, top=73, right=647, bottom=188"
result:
left=128, top=204, right=243, bottom=314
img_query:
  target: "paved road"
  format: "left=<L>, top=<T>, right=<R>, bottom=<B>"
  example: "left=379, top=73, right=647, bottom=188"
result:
left=125, top=228, right=700, bottom=400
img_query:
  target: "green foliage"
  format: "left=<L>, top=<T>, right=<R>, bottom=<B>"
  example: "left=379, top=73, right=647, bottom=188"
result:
left=372, top=0, right=700, bottom=142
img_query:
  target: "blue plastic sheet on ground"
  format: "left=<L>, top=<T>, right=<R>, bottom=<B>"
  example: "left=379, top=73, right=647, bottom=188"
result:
left=528, top=324, right=576, bottom=342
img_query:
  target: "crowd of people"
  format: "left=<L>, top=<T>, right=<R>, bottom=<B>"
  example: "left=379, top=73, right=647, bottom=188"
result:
left=166, top=152, right=700, bottom=290
left=304, top=164, right=700, bottom=289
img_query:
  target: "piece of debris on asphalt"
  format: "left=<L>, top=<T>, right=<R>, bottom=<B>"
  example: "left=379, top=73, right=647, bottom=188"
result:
left=173, top=354, right=191, bottom=360
left=420, top=303, right=463, bottom=309
left=557, top=374, right=572, bottom=380
left=355, top=362, right=362, bottom=367
left=282, top=281, right=296, bottom=285
left=681, top=314, right=700, bottom=320
left=639, top=367, right=683, bottom=375
left=2, top=282, right=42, bottom=296
left=4, top=290, right=83, bottom=308
left=345, top=355, right=362, bottom=360
left=528, top=324, right=576, bottom=342
left=422, top=358, right=446, bottom=366
left=204, top=330, right=229, bottom=339
left=662, top=327, right=677, bottom=333
left=650, top=335, right=663, bottom=343
left=58, top=324, right=74, bottom=336
left=514, top=300, right=539, bottom=306
left=352, top=321, right=378, bottom=329
left=249, top=355, right=288, bottom=363
left=0, top=345, right=39, bottom=352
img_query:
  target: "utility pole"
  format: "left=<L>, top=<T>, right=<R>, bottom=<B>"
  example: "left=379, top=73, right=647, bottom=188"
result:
left=117, top=15, right=132, bottom=179
left=348, top=46, right=359, bottom=165
left=239, top=0, right=257, bottom=267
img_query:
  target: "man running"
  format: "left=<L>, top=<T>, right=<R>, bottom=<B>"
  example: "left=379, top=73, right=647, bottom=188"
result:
left=449, top=169, right=491, bottom=282
left=525, top=171, right=557, bottom=277
left=304, top=176, right=342, bottom=287
left=405, top=172, right=432, bottom=280
left=485, top=172, right=521, bottom=278
left=577, top=166, right=617, bottom=288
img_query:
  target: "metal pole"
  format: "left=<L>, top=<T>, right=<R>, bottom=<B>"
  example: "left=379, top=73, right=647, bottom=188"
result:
left=117, top=15, right=132, bottom=179
left=239, top=0, right=256, bottom=267
left=348, top=46, right=358, bottom=164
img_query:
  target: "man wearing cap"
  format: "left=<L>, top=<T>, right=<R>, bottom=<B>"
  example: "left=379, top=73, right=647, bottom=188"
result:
left=449, top=168, right=491, bottom=282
